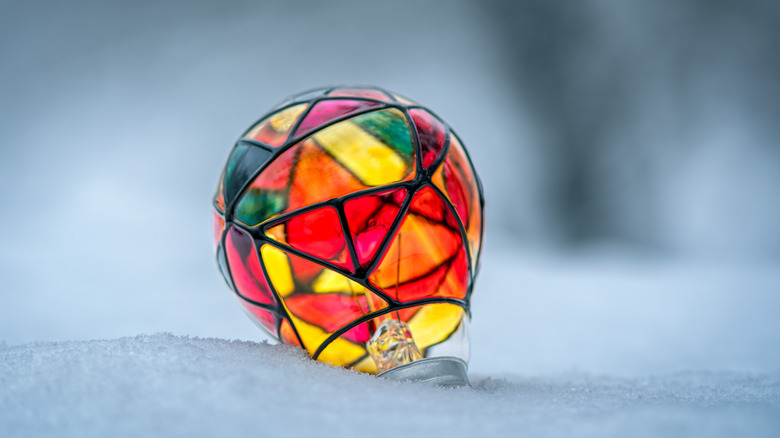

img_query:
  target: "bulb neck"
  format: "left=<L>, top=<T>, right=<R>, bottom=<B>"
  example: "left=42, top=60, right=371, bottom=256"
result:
left=377, top=356, right=470, bottom=387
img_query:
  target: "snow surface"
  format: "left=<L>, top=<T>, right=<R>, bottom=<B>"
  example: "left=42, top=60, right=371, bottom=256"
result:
left=2, top=334, right=778, bottom=438
left=3, top=243, right=779, bottom=437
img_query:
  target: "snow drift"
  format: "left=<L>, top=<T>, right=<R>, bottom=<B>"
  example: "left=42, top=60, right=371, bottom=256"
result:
left=2, top=334, right=778, bottom=437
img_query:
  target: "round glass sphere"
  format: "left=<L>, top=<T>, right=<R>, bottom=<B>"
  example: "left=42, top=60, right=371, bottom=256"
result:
left=212, top=86, right=483, bottom=376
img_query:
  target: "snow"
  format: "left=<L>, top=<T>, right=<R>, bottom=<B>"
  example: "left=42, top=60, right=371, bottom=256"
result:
left=2, top=244, right=780, bottom=437
left=1, top=333, right=778, bottom=438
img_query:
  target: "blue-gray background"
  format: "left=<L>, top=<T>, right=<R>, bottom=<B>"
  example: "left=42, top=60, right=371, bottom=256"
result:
left=1, top=0, right=778, bottom=376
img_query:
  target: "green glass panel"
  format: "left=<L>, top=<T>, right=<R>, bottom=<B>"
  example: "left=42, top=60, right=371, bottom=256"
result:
left=352, top=110, right=414, bottom=158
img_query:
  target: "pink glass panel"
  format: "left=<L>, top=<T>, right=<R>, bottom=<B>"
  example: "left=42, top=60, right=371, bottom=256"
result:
left=294, top=99, right=380, bottom=138
left=344, top=188, right=407, bottom=268
left=225, top=226, right=276, bottom=305
left=409, top=109, right=446, bottom=169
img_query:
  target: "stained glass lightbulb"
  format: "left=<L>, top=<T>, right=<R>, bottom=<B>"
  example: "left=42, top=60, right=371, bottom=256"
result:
left=212, top=86, right=483, bottom=386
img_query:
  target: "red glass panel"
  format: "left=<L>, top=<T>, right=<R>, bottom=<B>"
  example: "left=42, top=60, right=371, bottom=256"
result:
left=447, top=172, right=469, bottom=224
left=258, top=147, right=295, bottom=191
left=284, top=292, right=378, bottom=334
left=409, top=109, right=446, bottom=169
left=279, top=318, right=301, bottom=346
left=239, top=300, right=278, bottom=337
left=328, top=88, right=393, bottom=102
left=396, top=306, right=421, bottom=322
left=343, top=188, right=407, bottom=268
left=287, top=252, right=323, bottom=284
left=369, top=187, right=467, bottom=302
left=408, top=183, right=459, bottom=229
left=265, top=206, right=353, bottom=272
left=294, top=99, right=380, bottom=138
left=225, top=226, right=276, bottom=305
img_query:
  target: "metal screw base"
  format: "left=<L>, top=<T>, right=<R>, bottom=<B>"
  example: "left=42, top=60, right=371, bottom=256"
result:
left=377, top=356, right=470, bottom=387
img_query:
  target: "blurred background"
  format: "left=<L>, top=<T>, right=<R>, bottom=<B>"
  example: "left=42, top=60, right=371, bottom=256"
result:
left=1, top=0, right=778, bottom=376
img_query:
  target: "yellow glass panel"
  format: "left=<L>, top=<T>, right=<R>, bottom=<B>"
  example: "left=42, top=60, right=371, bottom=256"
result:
left=312, top=269, right=365, bottom=294
left=352, top=356, right=378, bottom=374
left=317, top=336, right=367, bottom=367
left=407, top=303, right=465, bottom=350
left=245, top=103, right=307, bottom=147
left=312, top=112, right=409, bottom=186
left=270, top=104, right=307, bottom=132
left=288, top=314, right=365, bottom=364
left=260, top=245, right=294, bottom=297
left=285, top=313, right=329, bottom=356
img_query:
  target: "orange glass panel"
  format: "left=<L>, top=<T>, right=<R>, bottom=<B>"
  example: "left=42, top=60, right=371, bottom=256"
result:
left=265, top=206, right=354, bottom=272
left=212, top=211, right=224, bottom=248
left=245, top=103, right=307, bottom=147
left=279, top=318, right=301, bottom=346
left=343, top=188, right=407, bottom=268
left=235, top=109, right=416, bottom=227
left=287, top=141, right=366, bottom=217
left=432, top=135, right=482, bottom=269
left=369, top=186, right=468, bottom=302
left=319, top=302, right=466, bottom=374
left=214, top=172, right=225, bottom=212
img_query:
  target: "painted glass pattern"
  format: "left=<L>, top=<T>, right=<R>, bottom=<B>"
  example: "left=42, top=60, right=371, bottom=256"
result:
left=213, top=86, right=483, bottom=374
